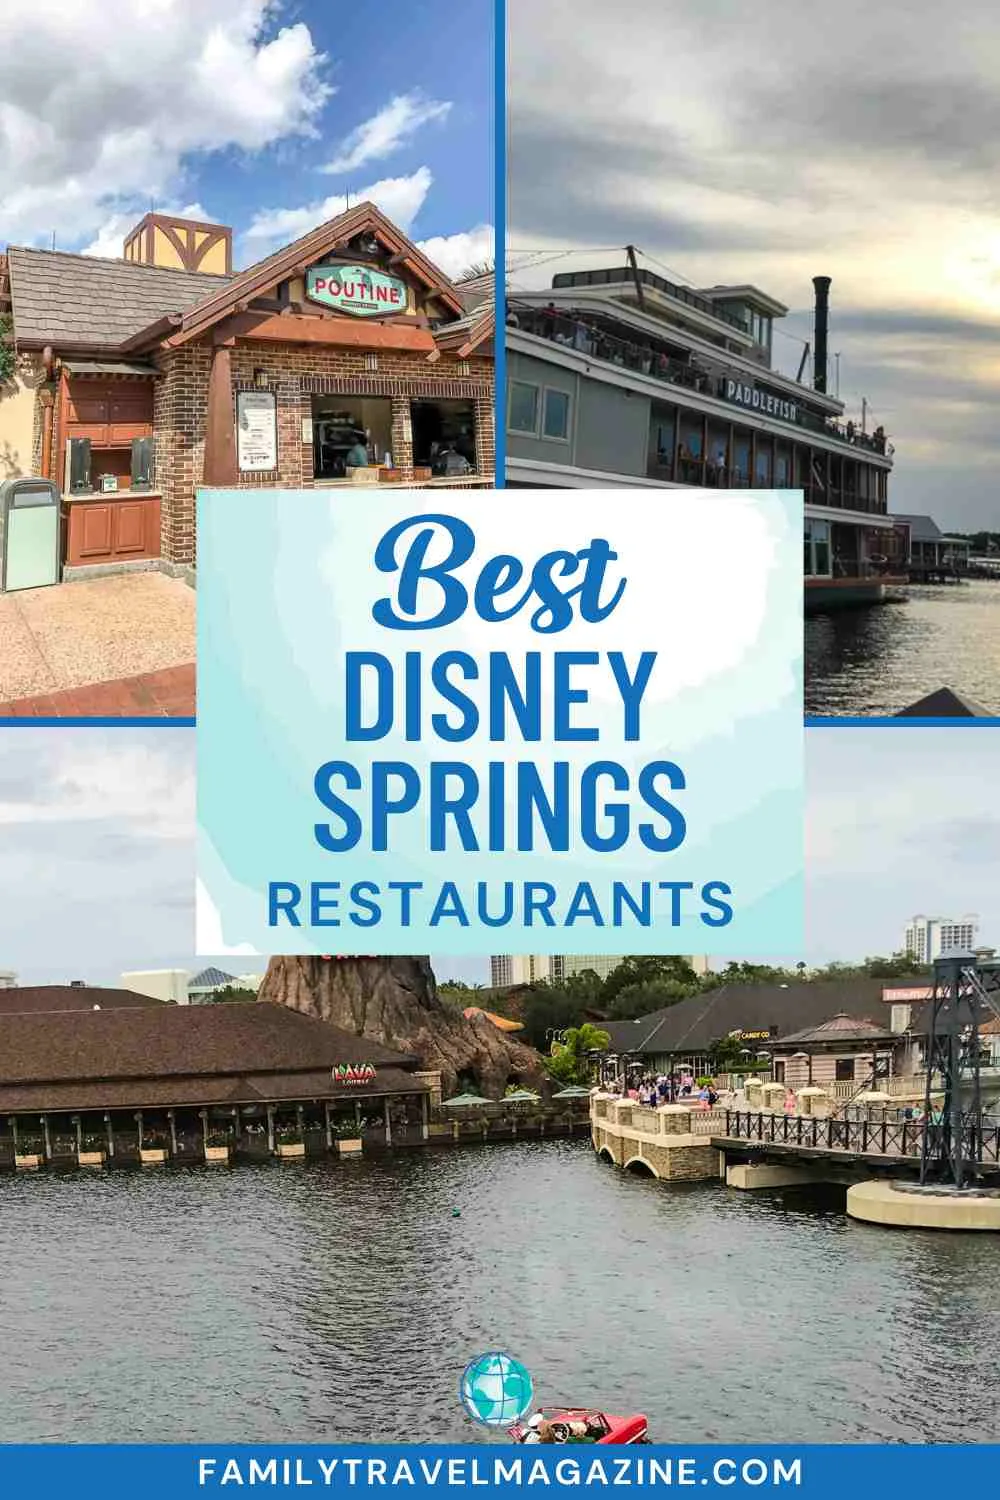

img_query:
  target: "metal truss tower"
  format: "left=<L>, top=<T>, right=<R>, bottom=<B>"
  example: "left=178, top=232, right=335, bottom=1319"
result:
left=919, top=951, right=1000, bottom=1187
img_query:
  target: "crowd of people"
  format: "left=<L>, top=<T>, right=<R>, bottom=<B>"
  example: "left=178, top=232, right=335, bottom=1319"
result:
left=615, top=1071, right=722, bottom=1109
left=508, top=300, right=891, bottom=457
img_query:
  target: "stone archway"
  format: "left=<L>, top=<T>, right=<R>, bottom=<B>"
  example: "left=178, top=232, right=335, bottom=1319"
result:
left=597, top=1145, right=616, bottom=1165
left=624, top=1156, right=659, bottom=1178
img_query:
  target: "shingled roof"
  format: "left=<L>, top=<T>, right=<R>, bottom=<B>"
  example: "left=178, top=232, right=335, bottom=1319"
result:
left=771, top=1013, right=898, bottom=1047
left=0, top=984, right=163, bottom=1014
left=0, top=1001, right=424, bottom=1113
left=6, top=246, right=232, bottom=351
left=601, top=977, right=927, bottom=1058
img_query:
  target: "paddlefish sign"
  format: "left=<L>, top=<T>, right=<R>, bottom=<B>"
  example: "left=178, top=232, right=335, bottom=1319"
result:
left=196, top=489, right=804, bottom=955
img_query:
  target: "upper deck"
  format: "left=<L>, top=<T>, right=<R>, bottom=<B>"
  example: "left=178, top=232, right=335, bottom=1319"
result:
left=508, top=267, right=892, bottom=466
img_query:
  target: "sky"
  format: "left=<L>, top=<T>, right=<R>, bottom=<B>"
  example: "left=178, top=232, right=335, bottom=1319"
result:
left=507, top=0, right=1000, bottom=531
left=1, top=727, right=997, bottom=987
left=0, top=0, right=493, bottom=278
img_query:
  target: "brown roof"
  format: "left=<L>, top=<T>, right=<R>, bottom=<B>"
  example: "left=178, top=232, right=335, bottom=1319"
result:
left=161, top=200, right=465, bottom=349
left=0, top=984, right=163, bottom=1014
left=454, top=270, right=494, bottom=313
left=6, top=246, right=232, bottom=351
left=0, top=1001, right=416, bottom=1087
left=772, top=1013, right=898, bottom=1047
left=0, top=1064, right=425, bottom=1114
left=432, top=305, right=494, bottom=358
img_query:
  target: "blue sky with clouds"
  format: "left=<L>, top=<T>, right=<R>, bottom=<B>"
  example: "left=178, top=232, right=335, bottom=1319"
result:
left=0, top=0, right=493, bottom=278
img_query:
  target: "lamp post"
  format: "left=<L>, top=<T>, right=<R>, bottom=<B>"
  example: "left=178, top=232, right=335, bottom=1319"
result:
left=792, top=1050, right=813, bottom=1087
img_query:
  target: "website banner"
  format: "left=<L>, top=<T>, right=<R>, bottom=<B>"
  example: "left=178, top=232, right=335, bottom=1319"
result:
left=5, top=1443, right=1000, bottom=1499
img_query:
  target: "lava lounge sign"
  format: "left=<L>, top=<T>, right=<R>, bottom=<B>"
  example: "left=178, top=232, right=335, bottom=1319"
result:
left=332, top=1062, right=377, bottom=1086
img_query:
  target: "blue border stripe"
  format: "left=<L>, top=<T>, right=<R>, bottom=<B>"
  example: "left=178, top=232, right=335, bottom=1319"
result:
left=494, top=0, right=506, bottom=487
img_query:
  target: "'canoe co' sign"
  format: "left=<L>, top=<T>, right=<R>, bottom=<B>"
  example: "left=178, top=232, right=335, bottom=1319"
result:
left=305, top=264, right=407, bottom=317
left=332, top=1063, right=377, bottom=1086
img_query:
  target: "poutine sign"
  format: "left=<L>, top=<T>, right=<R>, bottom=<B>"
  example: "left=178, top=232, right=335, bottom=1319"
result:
left=332, top=1062, right=377, bottom=1086
left=305, top=264, right=408, bottom=318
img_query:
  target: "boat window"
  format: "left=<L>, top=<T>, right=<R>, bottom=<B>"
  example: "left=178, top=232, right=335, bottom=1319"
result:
left=508, top=381, right=539, bottom=434
left=542, top=388, right=571, bottom=441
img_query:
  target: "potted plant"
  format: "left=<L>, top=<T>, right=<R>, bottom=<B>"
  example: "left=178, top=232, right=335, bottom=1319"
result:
left=333, top=1117, right=363, bottom=1156
left=139, top=1130, right=169, bottom=1166
left=274, top=1121, right=305, bottom=1159
left=79, top=1131, right=105, bottom=1168
left=204, top=1129, right=230, bottom=1165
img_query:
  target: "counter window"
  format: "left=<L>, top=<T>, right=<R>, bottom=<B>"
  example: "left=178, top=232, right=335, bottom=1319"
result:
left=311, top=395, right=392, bottom=479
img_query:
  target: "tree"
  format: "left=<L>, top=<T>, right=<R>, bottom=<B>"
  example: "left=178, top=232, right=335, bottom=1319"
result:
left=602, top=955, right=698, bottom=1002
left=545, top=1023, right=610, bottom=1087
left=603, top=977, right=698, bottom=1021
left=519, top=981, right=589, bottom=1050
left=437, top=979, right=484, bottom=1008
left=205, top=985, right=258, bottom=1003
left=458, top=259, right=494, bottom=280
left=0, top=316, right=14, bottom=384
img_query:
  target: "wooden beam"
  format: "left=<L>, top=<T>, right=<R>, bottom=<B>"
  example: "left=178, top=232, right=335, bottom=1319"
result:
left=240, top=312, right=436, bottom=353
left=202, top=344, right=237, bottom=486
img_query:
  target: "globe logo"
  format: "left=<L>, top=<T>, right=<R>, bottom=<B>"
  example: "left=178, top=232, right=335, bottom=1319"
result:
left=459, top=1351, right=534, bottom=1427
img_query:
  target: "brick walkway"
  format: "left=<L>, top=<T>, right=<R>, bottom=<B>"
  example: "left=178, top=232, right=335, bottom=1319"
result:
left=0, top=571, right=195, bottom=714
left=0, top=664, right=195, bottom=718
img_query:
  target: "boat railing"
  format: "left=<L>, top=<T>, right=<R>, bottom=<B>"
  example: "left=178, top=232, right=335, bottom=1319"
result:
left=510, top=304, right=891, bottom=457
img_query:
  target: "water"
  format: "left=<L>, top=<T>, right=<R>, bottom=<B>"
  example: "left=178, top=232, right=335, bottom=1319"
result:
left=805, top=580, right=1000, bottom=716
left=1, top=1141, right=999, bottom=1444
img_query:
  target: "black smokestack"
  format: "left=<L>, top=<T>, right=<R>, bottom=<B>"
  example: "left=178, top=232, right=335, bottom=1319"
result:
left=812, top=276, right=831, bottom=394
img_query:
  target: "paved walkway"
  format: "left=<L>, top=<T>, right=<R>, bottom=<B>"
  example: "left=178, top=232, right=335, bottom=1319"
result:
left=0, top=664, right=195, bottom=718
left=0, top=572, right=195, bottom=718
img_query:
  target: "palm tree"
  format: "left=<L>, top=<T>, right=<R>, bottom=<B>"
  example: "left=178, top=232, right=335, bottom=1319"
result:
left=457, top=259, right=494, bottom=281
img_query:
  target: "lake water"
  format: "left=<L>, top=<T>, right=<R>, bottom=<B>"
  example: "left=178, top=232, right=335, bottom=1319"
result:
left=2, top=1141, right=999, bottom=1444
left=805, top=580, right=1000, bottom=716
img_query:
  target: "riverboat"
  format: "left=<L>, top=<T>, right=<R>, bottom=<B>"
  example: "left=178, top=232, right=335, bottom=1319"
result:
left=506, top=253, right=902, bottom=612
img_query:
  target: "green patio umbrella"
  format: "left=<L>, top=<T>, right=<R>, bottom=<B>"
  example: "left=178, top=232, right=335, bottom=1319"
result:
left=441, top=1091, right=494, bottom=1106
left=504, top=1089, right=541, bottom=1103
left=551, top=1086, right=593, bottom=1098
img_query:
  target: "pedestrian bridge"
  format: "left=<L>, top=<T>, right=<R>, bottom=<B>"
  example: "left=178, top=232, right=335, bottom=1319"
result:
left=589, top=1094, right=1000, bottom=1187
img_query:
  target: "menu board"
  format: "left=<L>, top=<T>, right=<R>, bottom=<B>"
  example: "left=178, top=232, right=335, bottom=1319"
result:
left=236, top=391, right=278, bottom=473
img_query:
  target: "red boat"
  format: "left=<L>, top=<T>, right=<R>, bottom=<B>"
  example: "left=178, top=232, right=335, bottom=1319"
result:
left=508, top=1409, right=649, bottom=1445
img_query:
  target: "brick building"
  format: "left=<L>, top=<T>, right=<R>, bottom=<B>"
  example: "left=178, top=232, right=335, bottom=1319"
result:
left=0, top=203, right=494, bottom=576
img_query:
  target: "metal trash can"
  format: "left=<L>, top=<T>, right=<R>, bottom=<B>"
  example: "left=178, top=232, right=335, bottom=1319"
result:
left=0, top=477, right=61, bottom=592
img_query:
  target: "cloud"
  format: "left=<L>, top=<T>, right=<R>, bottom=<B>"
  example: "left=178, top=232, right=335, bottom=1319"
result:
left=417, top=224, right=494, bottom=280
left=0, top=730, right=197, bottom=984
left=80, top=202, right=215, bottom=260
left=0, top=734, right=193, bottom=840
left=805, top=729, right=1000, bottom=958
left=241, top=167, right=434, bottom=258
left=508, top=0, right=1000, bottom=526
left=322, top=92, right=452, bottom=176
left=0, top=0, right=330, bottom=248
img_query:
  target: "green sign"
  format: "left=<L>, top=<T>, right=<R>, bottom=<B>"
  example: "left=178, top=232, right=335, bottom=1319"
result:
left=305, top=264, right=408, bottom=318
